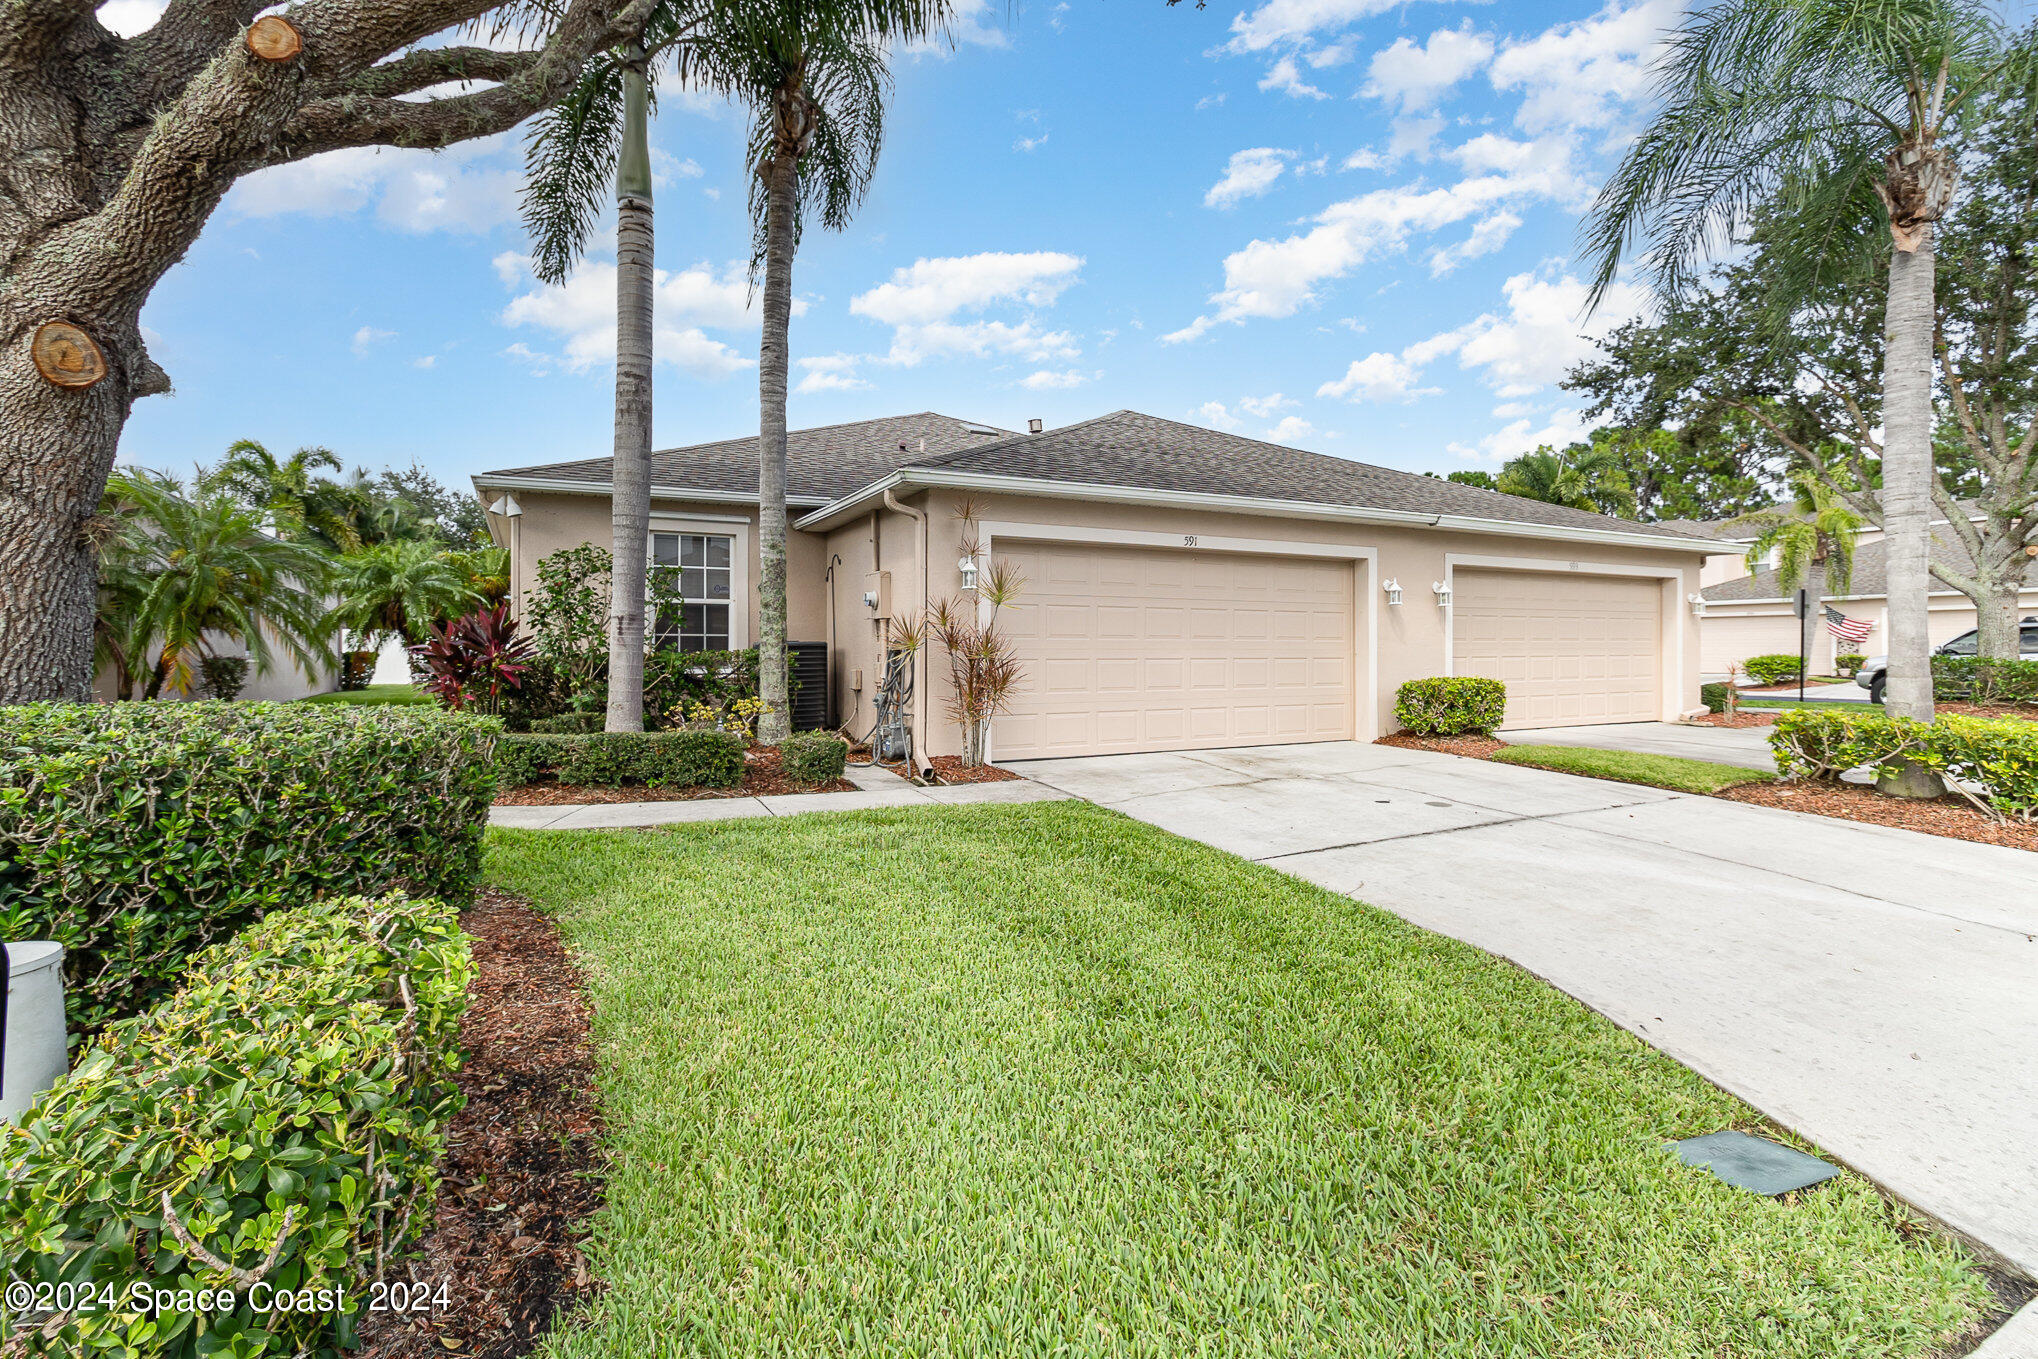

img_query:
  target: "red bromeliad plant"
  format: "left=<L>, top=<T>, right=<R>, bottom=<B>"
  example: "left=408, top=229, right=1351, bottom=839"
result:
left=412, top=604, right=535, bottom=714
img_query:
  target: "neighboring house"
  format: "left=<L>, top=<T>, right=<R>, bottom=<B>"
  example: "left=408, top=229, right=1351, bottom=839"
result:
left=1674, top=505, right=2038, bottom=674
left=472, top=410, right=1718, bottom=758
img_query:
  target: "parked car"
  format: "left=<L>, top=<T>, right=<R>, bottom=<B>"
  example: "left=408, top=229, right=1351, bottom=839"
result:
left=1856, top=618, right=2038, bottom=703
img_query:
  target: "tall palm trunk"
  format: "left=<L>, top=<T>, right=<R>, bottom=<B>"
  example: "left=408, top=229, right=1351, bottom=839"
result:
left=1881, top=230, right=1937, bottom=725
left=606, top=54, right=654, bottom=735
left=755, top=146, right=798, bottom=745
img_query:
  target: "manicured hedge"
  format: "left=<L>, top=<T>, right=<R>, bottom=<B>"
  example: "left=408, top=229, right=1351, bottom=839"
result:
left=1769, top=708, right=2038, bottom=821
left=1933, top=655, right=2038, bottom=706
left=780, top=732, right=848, bottom=785
left=495, top=729, right=745, bottom=788
left=1742, top=653, right=1804, bottom=685
left=1394, top=677, right=1507, bottom=737
left=0, top=702, right=498, bottom=1033
left=0, top=894, right=470, bottom=1358
left=1700, top=682, right=1731, bottom=714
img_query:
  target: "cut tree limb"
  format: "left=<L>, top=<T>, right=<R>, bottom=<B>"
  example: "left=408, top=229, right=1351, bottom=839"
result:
left=244, top=13, right=301, bottom=60
left=30, top=323, right=107, bottom=388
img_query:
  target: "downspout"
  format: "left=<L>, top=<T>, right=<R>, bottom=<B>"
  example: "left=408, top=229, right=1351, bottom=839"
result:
left=882, top=488, right=933, bottom=778
left=823, top=553, right=841, bottom=729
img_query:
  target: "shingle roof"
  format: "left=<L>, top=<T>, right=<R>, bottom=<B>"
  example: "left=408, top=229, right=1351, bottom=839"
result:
left=901, top=410, right=1710, bottom=540
left=479, top=407, right=1714, bottom=543
left=1653, top=517, right=1744, bottom=541
left=1701, top=531, right=2032, bottom=602
left=476, top=412, right=1014, bottom=504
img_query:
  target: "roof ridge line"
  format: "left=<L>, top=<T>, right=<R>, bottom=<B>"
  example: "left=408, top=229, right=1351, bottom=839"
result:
left=910, top=409, right=1135, bottom=471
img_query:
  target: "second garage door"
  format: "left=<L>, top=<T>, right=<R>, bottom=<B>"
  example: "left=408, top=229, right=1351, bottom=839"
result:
left=994, top=541, right=1354, bottom=759
left=1452, top=568, right=1662, bottom=728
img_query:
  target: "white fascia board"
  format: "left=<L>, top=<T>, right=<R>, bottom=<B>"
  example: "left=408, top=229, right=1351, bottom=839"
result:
left=471, top=473, right=827, bottom=507
left=793, top=468, right=1720, bottom=555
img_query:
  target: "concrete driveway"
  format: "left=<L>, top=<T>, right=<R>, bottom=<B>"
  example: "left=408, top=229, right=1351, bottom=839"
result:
left=1005, top=740, right=2038, bottom=1280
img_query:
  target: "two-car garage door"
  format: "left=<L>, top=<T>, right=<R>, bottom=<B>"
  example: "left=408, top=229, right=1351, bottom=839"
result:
left=993, top=541, right=1354, bottom=760
left=1451, top=569, right=1662, bottom=728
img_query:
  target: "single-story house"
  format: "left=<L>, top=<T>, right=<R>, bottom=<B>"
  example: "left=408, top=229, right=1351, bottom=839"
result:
left=472, top=410, right=1719, bottom=760
left=1669, top=507, right=2038, bottom=674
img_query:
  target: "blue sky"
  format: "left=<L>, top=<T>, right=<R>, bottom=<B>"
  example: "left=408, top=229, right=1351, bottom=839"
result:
left=115, top=0, right=1690, bottom=493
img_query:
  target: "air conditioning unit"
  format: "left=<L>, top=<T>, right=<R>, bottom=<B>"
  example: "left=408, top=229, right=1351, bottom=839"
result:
left=3, top=942, right=67, bottom=1123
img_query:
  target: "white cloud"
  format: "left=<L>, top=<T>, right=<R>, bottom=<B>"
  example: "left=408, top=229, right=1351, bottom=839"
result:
left=1239, top=392, right=1298, bottom=417
left=229, top=138, right=521, bottom=233
left=796, top=353, right=870, bottom=394
left=1195, top=92, right=1229, bottom=111
left=352, top=326, right=394, bottom=356
left=1050, top=1, right=1070, bottom=29
left=907, top=0, right=1008, bottom=51
left=1386, top=114, right=1446, bottom=161
left=502, top=342, right=553, bottom=375
left=1449, top=409, right=1595, bottom=462
left=1193, top=401, right=1243, bottom=430
left=1205, top=148, right=1292, bottom=208
left=852, top=252, right=1083, bottom=326
left=1341, top=147, right=1386, bottom=171
left=1426, top=210, right=1521, bottom=275
left=1489, top=0, right=1681, bottom=136
left=1225, top=0, right=1409, bottom=54
left=1443, top=271, right=1650, bottom=397
left=1020, top=368, right=1090, bottom=390
left=97, top=0, right=165, bottom=34
left=411, top=355, right=437, bottom=370
left=1317, top=351, right=1440, bottom=403
left=1262, top=416, right=1316, bottom=443
left=1167, top=147, right=1587, bottom=339
left=1015, top=132, right=1050, bottom=153
left=495, top=254, right=776, bottom=378
left=651, top=150, right=704, bottom=188
left=1259, top=55, right=1329, bottom=100
left=1363, top=23, right=1494, bottom=112
left=882, top=320, right=1080, bottom=367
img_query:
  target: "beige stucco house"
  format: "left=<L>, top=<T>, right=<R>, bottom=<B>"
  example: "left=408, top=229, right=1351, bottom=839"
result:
left=1668, top=508, right=2038, bottom=675
left=472, top=410, right=1719, bottom=761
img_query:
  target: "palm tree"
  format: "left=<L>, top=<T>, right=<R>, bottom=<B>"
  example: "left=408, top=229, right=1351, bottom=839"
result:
left=99, top=469, right=334, bottom=698
left=330, top=539, right=481, bottom=650
left=1581, top=0, right=2012, bottom=727
left=1730, top=471, right=1865, bottom=673
left=520, top=0, right=950, bottom=739
left=1496, top=444, right=1637, bottom=517
left=736, top=0, right=904, bottom=744
left=214, top=438, right=355, bottom=548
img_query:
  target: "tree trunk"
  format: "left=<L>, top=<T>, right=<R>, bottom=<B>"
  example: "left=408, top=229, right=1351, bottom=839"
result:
left=755, top=150, right=797, bottom=746
left=1975, top=577, right=2023, bottom=659
left=1880, top=229, right=1938, bottom=726
left=604, top=59, right=653, bottom=735
left=1799, top=557, right=1826, bottom=677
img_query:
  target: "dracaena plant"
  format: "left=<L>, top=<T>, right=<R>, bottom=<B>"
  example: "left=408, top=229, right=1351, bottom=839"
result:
left=412, top=604, right=536, bottom=714
left=925, top=504, right=1026, bottom=767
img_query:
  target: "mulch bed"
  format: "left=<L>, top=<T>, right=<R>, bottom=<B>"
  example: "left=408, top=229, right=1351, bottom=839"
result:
left=494, top=745, right=854, bottom=805
left=1936, top=701, right=2038, bottom=722
left=1718, top=780, right=2038, bottom=853
left=1686, top=710, right=1779, bottom=728
left=928, top=756, right=1022, bottom=784
left=1374, top=731, right=1507, bottom=758
left=354, top=889, right=605, bottom=1359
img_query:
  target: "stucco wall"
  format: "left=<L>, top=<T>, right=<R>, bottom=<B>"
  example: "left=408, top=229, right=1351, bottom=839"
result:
left=1703, top=588, right=2038, bottom=675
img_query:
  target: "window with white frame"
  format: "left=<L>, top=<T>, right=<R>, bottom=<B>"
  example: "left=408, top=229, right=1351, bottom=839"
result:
left=650, top=532, right=734, bottom=650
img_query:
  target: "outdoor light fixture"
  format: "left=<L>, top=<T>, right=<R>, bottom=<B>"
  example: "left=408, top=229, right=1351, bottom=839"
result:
left=1688, top=591, right=1708, bottom=617
left=1383, top=578, right=1403, bottom=606
left=1432, top=580, right=1451, bottom=608
left=488, top=493, right=522, bottom=518
left=958, top=555, right=980, bottom=590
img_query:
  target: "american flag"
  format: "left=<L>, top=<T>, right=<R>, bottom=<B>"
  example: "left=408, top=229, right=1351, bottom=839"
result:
left=1825, top=606, right=1874, bottom=645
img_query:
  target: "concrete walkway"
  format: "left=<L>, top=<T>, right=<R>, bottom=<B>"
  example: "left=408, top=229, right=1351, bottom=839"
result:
left=1006, top=740, right=2038, bottom=1289
left=488, top=761, right=1068, bottom=830
left=1501, top=721, right=1779, bottom=770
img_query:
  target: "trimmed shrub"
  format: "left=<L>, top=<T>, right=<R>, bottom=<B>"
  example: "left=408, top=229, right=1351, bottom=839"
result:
left=1769, top=708, right=2038, bottom=821
left=0, top=894, right=470, bottom=1357
left=1700, top=682, right=1730, bottom=714
left=494, top=733, right=575, bottom=787
left=199, top=655, right=249, bottom=700
left=1933, top=655, right=2038, bottom=706
left=530, top=711, right=603, bottom=734
left=501, top=730, right=746, bottom=789
left=0, top=702, right=497, bottom=1032
left=1835, top=653, right=1867, bottom=677
left=780, top=732, right=848, bottom=785
left=1742, top=653, right=1804, bottom=685
left=1394, top=677, right=1507, bottom=737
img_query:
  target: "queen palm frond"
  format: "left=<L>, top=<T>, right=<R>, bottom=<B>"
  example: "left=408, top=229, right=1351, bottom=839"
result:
left=521, top=58, right=632, bottom=285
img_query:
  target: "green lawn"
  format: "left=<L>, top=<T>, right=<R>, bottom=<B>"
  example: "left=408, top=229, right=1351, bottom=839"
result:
left=296, top=683, right=435, bottom=706
left=487, top=803, right=1986, bottom=1358
left=1492, top=744, right=1777, bottom=794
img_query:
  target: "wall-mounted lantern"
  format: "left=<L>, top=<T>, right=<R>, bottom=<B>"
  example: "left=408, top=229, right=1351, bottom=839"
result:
left=1383, top=577, right=1403, bottom=606
left=1687, top=591, right=1708, bottom=617
left=1432, top=580, right=1452, bottom=608
left=958, top=555, right=980, bottom=591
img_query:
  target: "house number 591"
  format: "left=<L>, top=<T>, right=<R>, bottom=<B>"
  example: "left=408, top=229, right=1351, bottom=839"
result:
left=1183, top=534, right=1198, bottom=547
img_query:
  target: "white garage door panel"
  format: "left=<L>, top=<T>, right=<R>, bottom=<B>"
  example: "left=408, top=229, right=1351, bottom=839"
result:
left=1453, top=569, right=1661, bottom=729
left=996, top=542, right=1355, bottom=759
